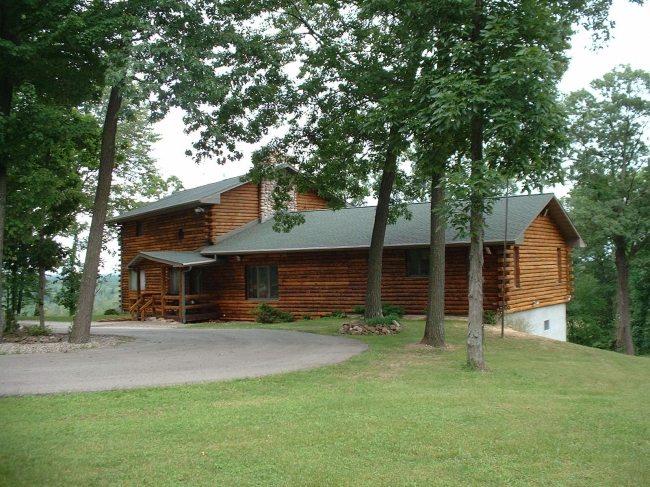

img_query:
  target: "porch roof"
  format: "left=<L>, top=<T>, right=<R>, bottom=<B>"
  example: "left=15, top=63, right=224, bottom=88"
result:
left=200, top=193, right=584, bottom=255
left=127, top=251, right=217, bottom=268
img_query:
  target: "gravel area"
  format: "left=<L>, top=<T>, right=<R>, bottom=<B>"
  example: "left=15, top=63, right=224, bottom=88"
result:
left=0, top=334, right=131, bottom=355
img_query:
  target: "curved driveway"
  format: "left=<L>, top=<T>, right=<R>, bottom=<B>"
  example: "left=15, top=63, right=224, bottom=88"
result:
left=0, top=325, right=368, bottom=396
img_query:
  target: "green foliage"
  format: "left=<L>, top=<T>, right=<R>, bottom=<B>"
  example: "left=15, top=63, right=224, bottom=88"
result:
left=3, top=310, right=19, bottom=334
left=567, top=319, right=616, bottom=350
left=381, top=303, right=405, bottom=319
left=483, top=310, right=498, bottom=326
left=21, top=323, right=53, bottom=337
left=103, top=308, right=120, bottom=316
left=566, top=66, right=650, bottom=354
left=353, top=305, right=365, bottom=315
left=365, top=314, right=401, bottom=326
left=301, top=314, right=311, bottom=321
left=248, top=303, right=294, bottom=324
left=352, top=303, right=405, bottom=318
left=329, top=309, right=346, bottom=318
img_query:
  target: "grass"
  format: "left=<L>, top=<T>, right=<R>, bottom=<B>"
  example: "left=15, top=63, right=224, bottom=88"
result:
left=1, top=318, right=648, bottom=486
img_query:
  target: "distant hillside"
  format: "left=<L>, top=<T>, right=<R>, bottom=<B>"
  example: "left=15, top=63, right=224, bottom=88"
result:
left=25, top=274, right=122, bottom=317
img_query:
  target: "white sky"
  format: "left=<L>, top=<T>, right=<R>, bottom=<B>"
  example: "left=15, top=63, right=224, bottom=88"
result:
left=151, top=0, right=650, bottom=193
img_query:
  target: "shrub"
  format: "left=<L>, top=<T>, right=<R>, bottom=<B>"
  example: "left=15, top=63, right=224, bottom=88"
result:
left=248, top=303, right=294, bottom=324
left=22, top=323, right=53, bottom=337
left=329, top=309, right=346, bottom=318
left=365, top=314, right=401, bottom=326
left=302, top=315, right=311, bottom=321
left=352, top=303, right=405, bottom=318
left=104, top=308, right=120, bottom=316
left=483, top=310, right=498, bottom=325
left=381, top=302, right=405, bottom=318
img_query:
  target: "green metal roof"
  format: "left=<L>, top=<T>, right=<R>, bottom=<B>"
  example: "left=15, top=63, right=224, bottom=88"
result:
left=127, top=251, right=217, bottom=268
left=200, top=193, right=584, bottom=256
left=108, top=175, right=246, bottom=224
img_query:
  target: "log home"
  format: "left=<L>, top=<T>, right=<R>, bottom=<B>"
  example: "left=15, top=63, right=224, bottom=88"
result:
left=108, top=173, right=584, bottom=341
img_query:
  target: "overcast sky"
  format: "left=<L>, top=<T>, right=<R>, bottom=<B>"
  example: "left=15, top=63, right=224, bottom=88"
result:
left=150, top=0, right=650, bottom=193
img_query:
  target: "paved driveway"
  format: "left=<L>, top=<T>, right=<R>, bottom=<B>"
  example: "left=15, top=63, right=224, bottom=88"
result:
left=0, top=324, right=368, bottom=396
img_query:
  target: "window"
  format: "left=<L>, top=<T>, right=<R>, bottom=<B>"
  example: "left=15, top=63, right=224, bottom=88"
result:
left=169, top=268, right=180, bottom=295
left=247, top=265, right=279, bottom=299
left=406, top=249, right=429, bottom=277
left=129, top=269, right=145, bottom=291
left=514, top=247, right=521, bottom=288
left=129, top=269, right=138, bottom=291
left=136, top=220, right=144, bottom=236
left=557, top=248, right=563, bottom=283
left=544, top=320, right=550, bottom=331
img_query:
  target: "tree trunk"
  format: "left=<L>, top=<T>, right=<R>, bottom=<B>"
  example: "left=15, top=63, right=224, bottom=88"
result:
left=364, top=126, right=400, bottom=319
left=69, top=86, right=122, bottom=343
left=38, top=262, right=46, bottom=327
left=422, top=170, right=446, bottom=347
left=467, top=114, right=487, bottom=370
left=614, top=240, right=635, bottom=355
left=0, top=163, right=6, bottom=337
left=0, top=74, right=13, bottom=338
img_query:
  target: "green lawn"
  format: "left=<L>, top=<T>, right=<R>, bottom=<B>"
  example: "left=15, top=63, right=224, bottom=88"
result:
left=1, top=319, right=648, bottom=486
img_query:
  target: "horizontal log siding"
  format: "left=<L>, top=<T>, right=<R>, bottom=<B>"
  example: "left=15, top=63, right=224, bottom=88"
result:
left=119, top=208, right=208, bottom=311
left=210, top=183, right=260, bottom=242
left=504, top=214, right=573, bottom=312
left=296, top=191, right=330, bottom=211
left=205, top=247, right=470, bottom=321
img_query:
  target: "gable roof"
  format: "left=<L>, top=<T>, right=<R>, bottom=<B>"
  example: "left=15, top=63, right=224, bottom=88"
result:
left=200, top=193, right=584, bottom=256
left=107, top=175, right=246, bottom=224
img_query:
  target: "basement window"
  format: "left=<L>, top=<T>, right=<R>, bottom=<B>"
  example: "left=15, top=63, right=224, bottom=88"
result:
left=406, top=249, right=429, bottom=277
left=544, top=320, right=550, bottom=331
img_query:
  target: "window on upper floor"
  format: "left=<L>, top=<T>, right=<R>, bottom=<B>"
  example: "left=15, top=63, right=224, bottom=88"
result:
left=557, top=248, right=563, bottom=283
left=136, top=220, right=144, bottom=236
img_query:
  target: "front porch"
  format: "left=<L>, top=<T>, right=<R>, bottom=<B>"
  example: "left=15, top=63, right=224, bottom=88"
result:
left=126, top=251, right=222, bottom=323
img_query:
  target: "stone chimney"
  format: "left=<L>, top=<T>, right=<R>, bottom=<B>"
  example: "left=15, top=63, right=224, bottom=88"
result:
left=259, top=179, right=297, bottom=222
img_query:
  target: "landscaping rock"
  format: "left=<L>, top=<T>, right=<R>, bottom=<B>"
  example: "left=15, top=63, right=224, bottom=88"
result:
left=338, top=320, right=403, bottom=336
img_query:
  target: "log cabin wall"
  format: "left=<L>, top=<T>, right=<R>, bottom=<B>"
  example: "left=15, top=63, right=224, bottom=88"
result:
left=296, top=191, right=330, bottom=211
left=503, top=213, right=573, bottom=313
left=119, top=207, right=209, bottom=311
left=203, top=247, right=471, bottom=321
left=207, top=183, right=260, bottom=243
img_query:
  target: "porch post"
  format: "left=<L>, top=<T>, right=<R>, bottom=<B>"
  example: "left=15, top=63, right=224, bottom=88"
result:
left=180, top=267, right=186, bottom=324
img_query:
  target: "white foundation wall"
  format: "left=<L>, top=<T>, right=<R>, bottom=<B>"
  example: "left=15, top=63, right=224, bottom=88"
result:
left=506, top=303, right=567, bottom=341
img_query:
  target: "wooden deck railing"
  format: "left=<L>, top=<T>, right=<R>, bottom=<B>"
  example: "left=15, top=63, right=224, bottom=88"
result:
left=129, top=293, right=215, bottom=322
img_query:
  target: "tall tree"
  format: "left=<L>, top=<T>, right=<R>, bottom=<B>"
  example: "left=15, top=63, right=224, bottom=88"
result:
left=566, top=66, right=650, bottom=355
left=70, top=0, right=285, bottom=341
left=238, top=1, right=449, bottom=319
left=0, top=0, right=104, bottom=336
left=2, top=86, right=93, bottom=328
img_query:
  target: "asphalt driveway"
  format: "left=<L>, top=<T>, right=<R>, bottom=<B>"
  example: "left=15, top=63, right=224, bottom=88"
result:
left=0, top=324, right=368, bottom=396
